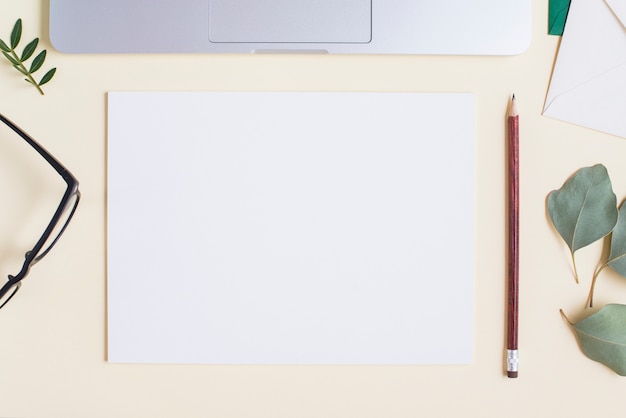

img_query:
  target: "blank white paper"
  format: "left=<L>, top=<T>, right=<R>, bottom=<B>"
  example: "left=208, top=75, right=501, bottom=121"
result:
left=107, top=92, right=474, bottom=364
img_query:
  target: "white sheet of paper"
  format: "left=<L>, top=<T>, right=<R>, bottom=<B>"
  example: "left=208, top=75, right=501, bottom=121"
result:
left=107, top=92, right=474, bottom=364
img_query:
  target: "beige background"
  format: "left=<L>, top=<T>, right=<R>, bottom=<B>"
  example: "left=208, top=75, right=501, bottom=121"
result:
left=2, top=1, right=626, bottom=417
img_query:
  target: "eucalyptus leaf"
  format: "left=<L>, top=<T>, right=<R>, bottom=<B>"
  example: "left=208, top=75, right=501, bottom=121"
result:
left=587, top=201, right=626, bottom=307
left=10, top=18, right=21, bottom=50
left=563, top=304, right=626, bottom=375
left=607, top=201, right=626, bottom=276
left=548, top=164, right=618, bottom=281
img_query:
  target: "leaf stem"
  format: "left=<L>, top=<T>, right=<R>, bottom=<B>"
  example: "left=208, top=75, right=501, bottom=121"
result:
left=560, top=309, right=573, bottom=326
left=8, top=49, right=43, bottom=95
left=588, top=263, right=609, bottom=308
left=572, top=252, right=580, bottom=284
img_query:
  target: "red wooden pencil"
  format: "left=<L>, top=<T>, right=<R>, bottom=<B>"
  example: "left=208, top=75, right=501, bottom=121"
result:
left=507, top=94, right=519, bottom=378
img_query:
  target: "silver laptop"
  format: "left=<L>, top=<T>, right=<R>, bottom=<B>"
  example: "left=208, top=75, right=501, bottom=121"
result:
left=50, top=0, right=531, bottom=55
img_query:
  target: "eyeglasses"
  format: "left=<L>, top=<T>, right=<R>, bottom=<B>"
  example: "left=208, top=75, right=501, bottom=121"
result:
left=0, top=113, right=80, bottom=310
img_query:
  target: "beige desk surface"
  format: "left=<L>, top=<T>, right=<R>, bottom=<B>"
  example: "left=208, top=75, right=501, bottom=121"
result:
left=3, top=1, right=626, bottom=417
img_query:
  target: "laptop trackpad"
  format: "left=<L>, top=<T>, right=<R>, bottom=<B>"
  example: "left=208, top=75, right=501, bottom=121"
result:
left=209, top=0, right=372, bottom=43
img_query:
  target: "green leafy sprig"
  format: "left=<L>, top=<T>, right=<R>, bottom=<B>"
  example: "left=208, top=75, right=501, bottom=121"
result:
left=0, top=19, right=56, bottom=95
left=548, top=164, right=626, bottom=375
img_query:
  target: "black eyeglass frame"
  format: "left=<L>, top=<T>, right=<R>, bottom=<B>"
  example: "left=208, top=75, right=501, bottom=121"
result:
left=0, top=113, right=80, bottom=309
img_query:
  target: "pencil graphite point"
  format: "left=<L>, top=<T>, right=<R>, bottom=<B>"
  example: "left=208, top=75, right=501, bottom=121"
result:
left=509, top=95, right=519, bottom=117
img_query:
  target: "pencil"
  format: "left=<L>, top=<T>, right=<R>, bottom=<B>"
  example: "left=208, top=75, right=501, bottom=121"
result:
left=506, top=94, right=519, bottom=378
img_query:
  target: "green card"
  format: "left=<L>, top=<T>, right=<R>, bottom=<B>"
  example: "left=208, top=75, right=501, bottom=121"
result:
left=549, top=0, right=571, bottom=35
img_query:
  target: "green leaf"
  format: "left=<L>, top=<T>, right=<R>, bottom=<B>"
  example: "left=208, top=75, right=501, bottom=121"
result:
left=38, top=67, right=56, bottom=86
left=607, top=201, right=626, bottom=276
left=548, top=164, right=618, bottom=252
left=587, top=200, right=626, bottom=307
left=29, top=49, right=46, bottom=73
left=21, top=37, right=38, bottom=61
left=2, top=50, right=20, bottom=66
left=10, top=19, right=22, bottom=49
left=13, top=64, right=28, bottom=76
left=0, top=38, right=10, bottom=52
left=548, top=164, right=618, bottom=281
left=563, top=304, right=626, bottom=375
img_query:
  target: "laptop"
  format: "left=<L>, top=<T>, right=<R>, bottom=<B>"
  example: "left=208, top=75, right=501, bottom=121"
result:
left=49, top=0, right=531, bottom=55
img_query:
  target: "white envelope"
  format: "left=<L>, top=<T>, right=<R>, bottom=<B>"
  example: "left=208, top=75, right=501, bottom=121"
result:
left=543, top=0, right=626, bottom=138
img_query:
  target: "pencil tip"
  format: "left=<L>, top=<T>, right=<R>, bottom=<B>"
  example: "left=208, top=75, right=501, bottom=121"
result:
left=508, top=94, right=519, bottom=117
